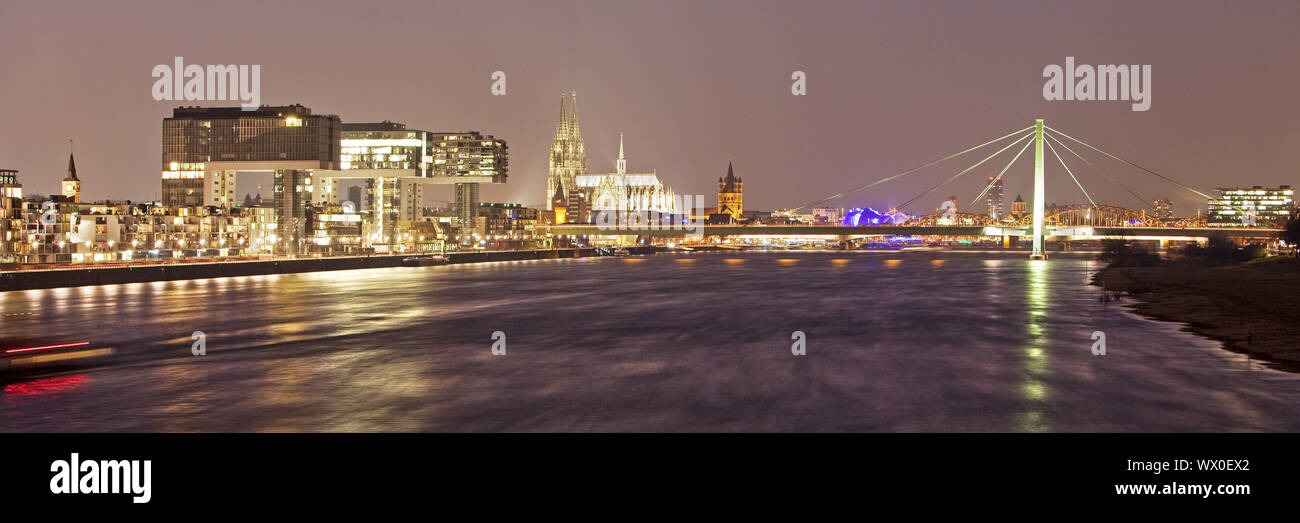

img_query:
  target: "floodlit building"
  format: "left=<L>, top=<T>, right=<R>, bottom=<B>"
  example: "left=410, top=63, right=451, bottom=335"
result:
left=1208, top=186, right=1294, bottom=227
left=161, top=104, right=341, bottom=253
left=717, top=162, right=743, bottom=222
left=0, top=169, right=22, bottom=260
left=579, top=134, right=679, bottom=224
left=339, top=122, right=507, bottom=247
left=1011, top=194, right=1028, bottom=219
left=546, top=91, right=586, bottom=212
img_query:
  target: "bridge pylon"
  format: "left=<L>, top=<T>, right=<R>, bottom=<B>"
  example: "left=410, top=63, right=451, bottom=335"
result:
left=1030, top=119, right=1047, bottom=260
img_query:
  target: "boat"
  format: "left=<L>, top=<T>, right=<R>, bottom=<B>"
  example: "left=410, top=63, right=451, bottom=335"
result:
left=402, top=254, right=450, bottom=266
left=1, top=338, right=115, bottom=379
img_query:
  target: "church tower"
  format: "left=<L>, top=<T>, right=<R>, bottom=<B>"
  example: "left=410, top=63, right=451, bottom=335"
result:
left=717, top=162, right=743, bottom=221
left=546, top=91, right=587, bottom=210
left=62, top=144, right=81, bottom=203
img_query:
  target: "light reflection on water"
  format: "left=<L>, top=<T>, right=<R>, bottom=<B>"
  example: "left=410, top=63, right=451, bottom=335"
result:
left=3, top=251, right=1300, bottom=432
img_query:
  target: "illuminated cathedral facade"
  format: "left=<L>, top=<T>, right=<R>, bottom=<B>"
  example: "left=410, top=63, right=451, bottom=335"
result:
left=546, top=92, right=678, bottom=223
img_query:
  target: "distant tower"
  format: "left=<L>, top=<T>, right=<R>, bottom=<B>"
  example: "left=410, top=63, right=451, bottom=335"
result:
left=1152, top=198, right=1173, bottom=221
left=986, top=176, right=1004, bottom=219
left=1011, top=194, right=1027, bottom=218
left=62, top=143, right=81, bottom=203
left=616, top=133, right=627, bottom=176
left=717, top=162, right=743, bottom=221
left=546, top=91, right=587, bottom=210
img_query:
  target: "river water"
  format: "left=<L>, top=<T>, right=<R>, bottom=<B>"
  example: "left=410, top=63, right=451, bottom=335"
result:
left=2, top=251, right=1298, bottom=432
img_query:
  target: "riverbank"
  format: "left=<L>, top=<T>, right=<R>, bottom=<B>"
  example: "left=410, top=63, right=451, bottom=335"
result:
left=1095, top=256, right=1300, bottom=368
left=0, top=247, right=656, bottom=291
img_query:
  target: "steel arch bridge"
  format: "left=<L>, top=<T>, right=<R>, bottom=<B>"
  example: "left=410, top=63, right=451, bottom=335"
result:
left=902, top=212, right=999, bottom=226
left=1008, top=204, right=1155, bottom=227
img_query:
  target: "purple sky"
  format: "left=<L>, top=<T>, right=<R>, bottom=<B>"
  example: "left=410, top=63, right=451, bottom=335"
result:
left=1, top=0, right=1297, bottom=215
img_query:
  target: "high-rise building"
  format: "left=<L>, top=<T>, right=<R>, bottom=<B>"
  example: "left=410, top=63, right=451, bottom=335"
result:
left=427, top=131, right=507, bottom=234
left=162, top=104, right=342, bottom=252
left=0, top=169, right=22, bottom=258
left=1011, top=194, right=1027, bottom=218
left=717, top=162, right=743, bottom=222
left=1208, top=186, right=1294, bottom=227
left=62, top=150, right=81, bottom=203
left=985, top=176, right=1004, bottom=219
left=341, top=122, right=507, bottom=243
left=546, top=91, right=586, bottom=211
left=1152, top=198, right=1173, bottom=221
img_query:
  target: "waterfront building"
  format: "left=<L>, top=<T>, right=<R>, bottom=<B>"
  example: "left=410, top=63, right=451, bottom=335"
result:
left=985, top=176, right=1004, bottom=219
left=477, top=202, right=539, bottom=249
left=340, top=122, right=507, bottom=246
left=546, top=91, right=587, bottom=211
left=0, top=169, right=21, bottom=260
left=717, top=162, right=743, bottom=222
left=429, top=131, right=508, bottom=235
left=162, top=104, right=341, bottom=253
left=1208, top=186, right=1293, bottom=227
left=311, top=203, right=365, bottom=254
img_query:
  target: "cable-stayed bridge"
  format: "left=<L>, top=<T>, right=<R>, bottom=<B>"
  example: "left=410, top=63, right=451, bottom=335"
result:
left=542, top=119, right=1284, bottom=256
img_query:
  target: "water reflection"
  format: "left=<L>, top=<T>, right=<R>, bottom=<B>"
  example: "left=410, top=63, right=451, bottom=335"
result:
left=1019, top=260, right=1051, bottom=432
left=4, top=252, right=1300, bottom=432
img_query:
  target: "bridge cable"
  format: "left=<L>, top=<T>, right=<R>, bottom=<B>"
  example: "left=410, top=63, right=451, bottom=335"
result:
left=785, top=125, right=1034, bottom=213
left=1044, top=132, right=1151, bottom=210
left=896, top=131, right=1035, bottom=212
left=969, top=136, right=1035, bottom=209
left=1045, top=127, right=1218, bottom=202
left=1044, top=137, right=1099, bottom=211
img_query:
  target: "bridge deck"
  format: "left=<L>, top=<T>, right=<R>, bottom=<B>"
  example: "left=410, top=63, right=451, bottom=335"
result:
left=541, top=224, right=1282, bottom=239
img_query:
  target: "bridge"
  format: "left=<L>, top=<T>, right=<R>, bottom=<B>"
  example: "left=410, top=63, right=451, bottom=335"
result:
left=543, top=119, right=1285, bottom=256
left=541, top=224, right=1281, bottom=241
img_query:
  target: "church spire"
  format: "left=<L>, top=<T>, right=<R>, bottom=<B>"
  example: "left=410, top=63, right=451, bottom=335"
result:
left=617, top=133, right=627, bottom=176
left=65, top=140, right=78, bottom=181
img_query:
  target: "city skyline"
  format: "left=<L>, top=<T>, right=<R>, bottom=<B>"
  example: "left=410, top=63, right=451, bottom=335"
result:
left=1, top=0, right=1298, bottom=214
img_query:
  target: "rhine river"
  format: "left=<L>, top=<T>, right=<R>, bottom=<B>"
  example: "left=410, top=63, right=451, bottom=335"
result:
left=3, top=251, right=1299, bottom=432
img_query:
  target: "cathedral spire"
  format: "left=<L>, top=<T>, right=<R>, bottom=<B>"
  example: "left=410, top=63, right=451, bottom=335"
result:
left=556, top=93, right=569, bottom=137
left=569, top=91, right=581, bottom=138
left=617, top=133, right=627, bottom=176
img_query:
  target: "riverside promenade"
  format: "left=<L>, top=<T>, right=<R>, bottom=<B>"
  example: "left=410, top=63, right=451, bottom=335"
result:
left=0, top=247, right=656, bottom=291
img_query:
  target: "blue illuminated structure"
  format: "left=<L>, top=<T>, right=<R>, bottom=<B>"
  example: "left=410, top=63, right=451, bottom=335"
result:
left=843, top=207, right=907, bottom=226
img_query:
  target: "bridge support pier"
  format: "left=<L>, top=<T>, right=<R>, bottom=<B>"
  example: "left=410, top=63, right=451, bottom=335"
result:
left=1029, top=118, right=1047, bottom=260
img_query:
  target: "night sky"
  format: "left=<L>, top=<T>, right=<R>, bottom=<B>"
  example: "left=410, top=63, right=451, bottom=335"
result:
left=1, top=0, right=1296, bottom=215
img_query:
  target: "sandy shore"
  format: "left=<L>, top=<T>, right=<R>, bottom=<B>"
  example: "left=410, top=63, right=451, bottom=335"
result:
left=1095, top=257, right=1300, bottom=369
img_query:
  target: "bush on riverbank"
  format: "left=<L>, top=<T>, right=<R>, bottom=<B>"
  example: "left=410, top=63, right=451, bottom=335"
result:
left=1176, top=234, right=1267, bottom=266
left=1098, top=239, right=1162, bottom=267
